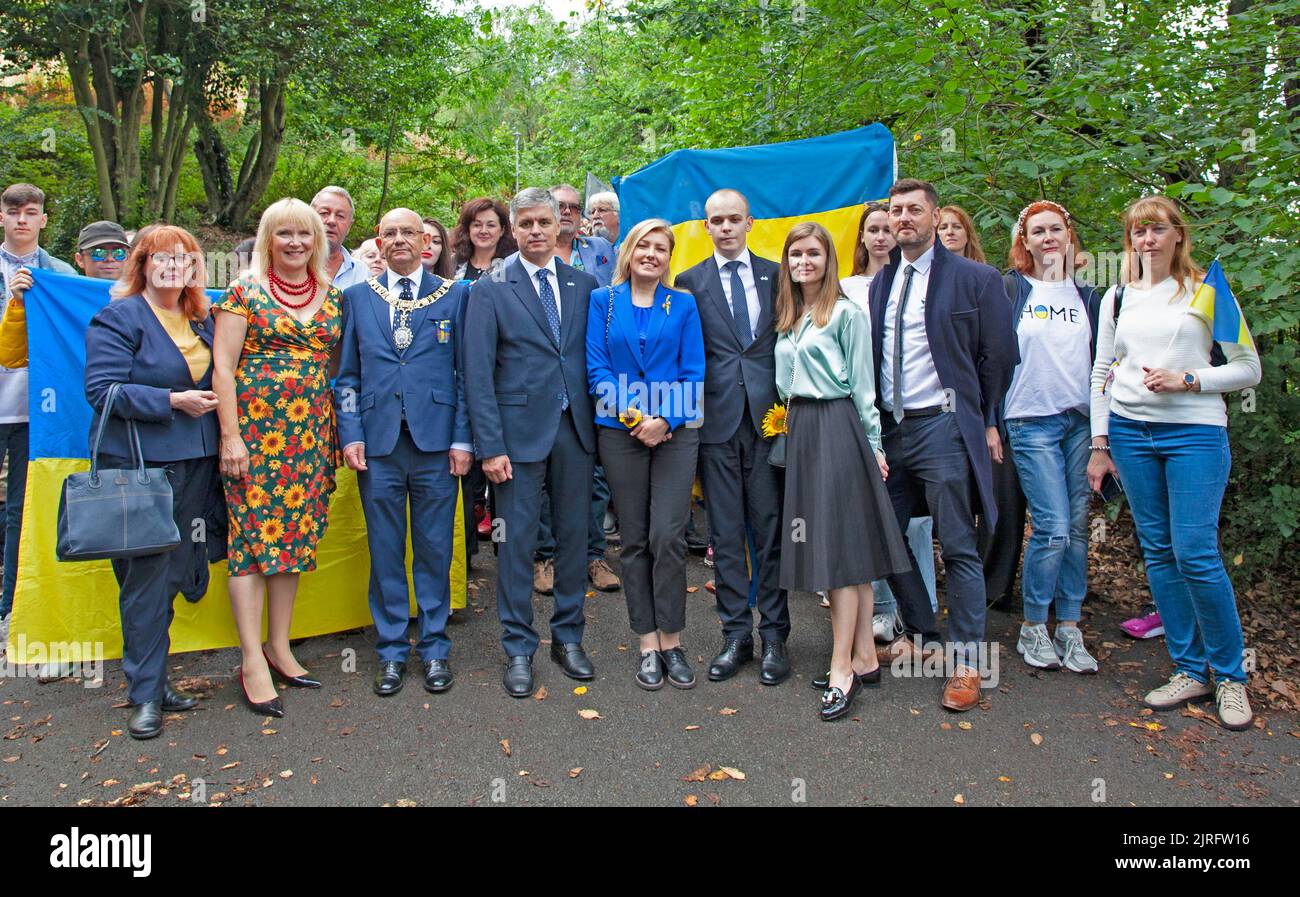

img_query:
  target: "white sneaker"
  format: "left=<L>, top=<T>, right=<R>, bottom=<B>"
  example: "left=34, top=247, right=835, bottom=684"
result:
left=1215, top=681, right=1253, bottom=730
left=1054, top=625, right=1098, bottom=674
left=873, top=611, right=901, bottom=643
left=1144, top=672, right=1213, bottom=710
left=1016, top=623, right=1061, bottom=670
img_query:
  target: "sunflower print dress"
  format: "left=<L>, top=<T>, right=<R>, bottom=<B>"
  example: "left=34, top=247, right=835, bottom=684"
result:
left=216, top=274, right=342, bottom=576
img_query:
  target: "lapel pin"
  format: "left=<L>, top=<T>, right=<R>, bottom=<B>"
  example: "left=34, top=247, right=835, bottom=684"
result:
left=759, top=275, right=770, bottom=281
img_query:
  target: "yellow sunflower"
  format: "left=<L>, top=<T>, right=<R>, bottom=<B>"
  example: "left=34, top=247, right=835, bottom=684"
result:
left=283, top=484, right=307, bottom=510
left=261, top=431, right=286, bottom=456
left=246, top=485, right=269, bottom=509
left=299, top=512, right=318, bottom=535
left=247, top=397, right=272, bottom=420
left=285, top=397, right=311, bottom=423
left=618, top=406, right=643, bottom=429
left=258, top=519, right=284, bottom=544
left=761, top=403, right=788, bottom=438
left=299, top=429, right=317, bottom=452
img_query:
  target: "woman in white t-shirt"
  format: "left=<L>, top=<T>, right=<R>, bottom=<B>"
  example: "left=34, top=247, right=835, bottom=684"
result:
left=1087, top=195, right=1260, bottom=730
left=1003, top=201, right=1102, bottom=675
left=839, top=202, right=938, bottom=640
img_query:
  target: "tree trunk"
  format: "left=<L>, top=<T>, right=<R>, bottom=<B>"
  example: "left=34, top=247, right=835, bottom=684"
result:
left=376, top=118, right=397, bottom=228
left=216, top=77, right=288, bottom=228
left=61, top=33, right=117, bottom=221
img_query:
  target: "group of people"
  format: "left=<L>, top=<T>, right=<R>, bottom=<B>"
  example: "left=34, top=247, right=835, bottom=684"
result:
left=0, top=173, right=1258, bottom=740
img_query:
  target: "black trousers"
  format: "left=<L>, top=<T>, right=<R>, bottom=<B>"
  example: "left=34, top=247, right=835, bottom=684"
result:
left=977, top=424, right=1026, bottom=606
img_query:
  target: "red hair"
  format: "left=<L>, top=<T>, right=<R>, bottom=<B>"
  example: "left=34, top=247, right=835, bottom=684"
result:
left=112, top=225, right=209, bottom=321
left=1009, top=201, right=1080, bottom=275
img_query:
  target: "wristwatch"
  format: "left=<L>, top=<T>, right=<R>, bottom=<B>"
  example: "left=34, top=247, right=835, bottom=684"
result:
left=1182, top=371, right=1197, bottom=391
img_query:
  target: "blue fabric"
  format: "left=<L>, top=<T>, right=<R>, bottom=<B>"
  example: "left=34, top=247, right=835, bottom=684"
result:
left=574, top=236, right=616, bottom=288
left=633, top=304, right=651, bottom=354
left=335, top=272, right=470, bottom=456
left=872, top=516, right=937, bottom=615
left=587, top=281, right=705, bottom=431
left=1108, top=413, right=1245, bottom=682
left=1007, top=410, right=1090, bottom=623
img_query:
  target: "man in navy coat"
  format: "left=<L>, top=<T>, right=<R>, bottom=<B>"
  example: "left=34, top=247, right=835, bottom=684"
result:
left=463, top=188, right=600, bottom=697
left=336, top=207, right=473, bottom=697
left=867, top=178, right=1017, bottom=712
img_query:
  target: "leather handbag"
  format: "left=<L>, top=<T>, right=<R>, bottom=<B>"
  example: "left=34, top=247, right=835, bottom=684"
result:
left=56, top=382, right=182, bottom=561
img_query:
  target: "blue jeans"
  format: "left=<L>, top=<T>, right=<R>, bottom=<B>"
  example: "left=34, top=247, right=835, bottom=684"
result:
left=0, top=422, right=28, bottom=618
left=1109, top=414, right=1245, bottom=683
left=1007, top=411, right=1090, bottom=624
left=872, top=517, right=936, bottom=615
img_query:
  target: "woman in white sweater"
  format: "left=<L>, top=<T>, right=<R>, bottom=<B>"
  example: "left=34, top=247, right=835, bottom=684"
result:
left=1087, top=195, right=1260, bottom=730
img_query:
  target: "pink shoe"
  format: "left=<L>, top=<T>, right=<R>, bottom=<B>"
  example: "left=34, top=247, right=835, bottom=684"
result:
left=1120, top=611, right=1164, bottom=640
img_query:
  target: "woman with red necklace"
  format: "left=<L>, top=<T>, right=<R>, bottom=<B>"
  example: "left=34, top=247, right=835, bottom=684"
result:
left=212, top=198, right=342, bottom=717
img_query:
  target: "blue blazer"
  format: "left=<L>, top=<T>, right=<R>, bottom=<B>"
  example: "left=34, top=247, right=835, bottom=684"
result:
left=463, top=258, right=599, bottom=463
left=335, top=271, right=470, bottom=458
left=84, top=294, right=219, bottom=463
left=587, top=282, right=704, bottom=431
left=868, top=241, right=1018, bottom=526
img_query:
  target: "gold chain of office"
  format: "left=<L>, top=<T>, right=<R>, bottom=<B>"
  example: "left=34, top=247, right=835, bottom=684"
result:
left=367, top=276, right=454, bottom=350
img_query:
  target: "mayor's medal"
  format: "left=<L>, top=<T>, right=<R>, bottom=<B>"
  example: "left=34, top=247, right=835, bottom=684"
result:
left=368, top=276, right=454, bottom=350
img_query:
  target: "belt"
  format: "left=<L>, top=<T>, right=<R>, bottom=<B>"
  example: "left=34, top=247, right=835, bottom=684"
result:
left=899, top=404, right=945, bottom=420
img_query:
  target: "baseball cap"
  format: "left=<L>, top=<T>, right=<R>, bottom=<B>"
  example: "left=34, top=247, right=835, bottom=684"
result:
left=77, top=220, right=130, bottom=251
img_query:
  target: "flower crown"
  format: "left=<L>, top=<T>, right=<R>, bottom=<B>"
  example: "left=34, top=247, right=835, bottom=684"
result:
left=1016, top=200, right=1072, bottom=235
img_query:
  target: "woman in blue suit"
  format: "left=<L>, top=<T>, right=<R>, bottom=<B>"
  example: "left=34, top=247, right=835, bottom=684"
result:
left=587, top=218, right=705, bottom=691
left=83, top=226, right=223, bottom=740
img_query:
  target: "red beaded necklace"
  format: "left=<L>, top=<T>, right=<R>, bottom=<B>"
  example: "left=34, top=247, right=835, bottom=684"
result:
left=267, top=266, right=317, bottom=309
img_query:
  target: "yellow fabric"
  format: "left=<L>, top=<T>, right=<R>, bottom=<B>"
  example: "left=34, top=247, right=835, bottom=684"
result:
left=0, top=297, right=28, bottom=368
left=5, top=460, right=467, bottom=662
left=667, top=203, right=869, bottom=282
left=147, top=302, right=211, bottom=383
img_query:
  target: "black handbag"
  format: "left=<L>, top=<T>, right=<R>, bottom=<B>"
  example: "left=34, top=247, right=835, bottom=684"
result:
left=56, top=382, right=182, bottom=561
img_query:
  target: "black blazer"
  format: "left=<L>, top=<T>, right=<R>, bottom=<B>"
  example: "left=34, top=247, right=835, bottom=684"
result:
left=674, top=252, right=780, bottom=445
left=84, top=294, right=219, bottom=463
left=868, top=241, right=1017, bottom=526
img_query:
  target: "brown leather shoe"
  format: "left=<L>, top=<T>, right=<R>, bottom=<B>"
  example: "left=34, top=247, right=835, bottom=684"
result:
left=941, top=666, right=981, bottom=712
left=533, top=559, right=554, bottom=595
left=588, top=558, right=621, bottom=592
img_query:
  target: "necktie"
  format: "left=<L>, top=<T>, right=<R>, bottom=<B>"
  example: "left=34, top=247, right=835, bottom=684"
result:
left=395, top=277, right=413, bottom=332
left=726, top=260, right=753, bottom=349
left=892, top=265, right=916, bottom=424
left=536, top=269, right=567, bottom=410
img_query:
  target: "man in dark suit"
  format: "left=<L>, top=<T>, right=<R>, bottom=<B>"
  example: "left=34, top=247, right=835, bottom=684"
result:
left=463, top=188, right=600, bottom=697
left=867, top=178, right=1017, bottom=712
left=674, top=189, right=790, bottom=686
left=336, top=207, right=473, bottom=697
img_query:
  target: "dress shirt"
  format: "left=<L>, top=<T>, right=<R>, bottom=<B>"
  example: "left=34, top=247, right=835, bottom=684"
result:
left=518, top=254, right=562, bottom=323
left=879, top=244, right=946, bottom=413
left=332, top=249, right=369, bottom=291
left=714, top=248, right=761, bottom=342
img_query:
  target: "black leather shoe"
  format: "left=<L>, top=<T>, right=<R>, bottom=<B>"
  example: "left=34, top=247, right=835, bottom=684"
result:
left=237, top=670, right=285, bottom=718
left=636, top=651, right=664, bottom=691
left=707, top=638, right=754, bottom=682
left=423, top=659, right=453, bottom=693
left=264, top=648, right=322, bottom=688
left=128, top=701, right=163, bottom=740
left=550, top=642, right=595, bottom=680
left=503, top=656, right=534, bottom=698
left=759, top=638, right=791, bottom=686
left=162, top=683, right=198, bottom=712
left=659, top=647, right=696, bottom=689
left=819, top=675, right=862, bottom=722
left=373, top=660, right=406, bottom=697
left=812, top=664, right=883, bottom=690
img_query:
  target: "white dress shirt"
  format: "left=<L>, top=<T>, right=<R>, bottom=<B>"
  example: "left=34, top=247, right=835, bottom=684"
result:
left=879, top=244, right=946, bottom=413
left=518, top=254, right=562, bottom=323
left=714, top=248, right=761, bottom=341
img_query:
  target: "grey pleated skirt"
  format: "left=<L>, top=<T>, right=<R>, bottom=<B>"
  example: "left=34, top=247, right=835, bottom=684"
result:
left=779, top=396, right=912, bottom=592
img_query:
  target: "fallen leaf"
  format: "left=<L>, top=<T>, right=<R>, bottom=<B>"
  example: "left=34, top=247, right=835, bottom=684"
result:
left=1030, top=733, right=1043, bottom=745
left=500, top=739, right=512, bottom=757
left=707, top=769, right=729, bottom=781
left=997, top=776, right=1011, bottom=782
left=573, top=686, right=588, bottom=695
left=718, top=766, right=745, bottom=780
left=568, top=767, right=583, bottom=778
left=683, top=765, right=710, bottom=782
left=686, top=586, right=699, bottom=593
left=1163, top=773, right=1174, bottom=779
left=684, top=725, right=700, bottom=731
left=577, top=709, right=602, bottom=720
left=719, top=708, right=738, bottom=716
left=261, top=728, right=277, bottom=735
left=220, top=761, right=240, bottom=770
left=953, top=793, right=965, bottom=805
left=1129, top=721, right=1166, bottom=732
left=684, top=794, right=698, bottom=806
left=533, top=686, right=548, bottom=701
left=396, top=798, right=417, bottom=807
left=940, top=722, right=952, bottom=730
left=279, top=770, right=292, bottom=779
left=958, top=721, right=972, bottom=731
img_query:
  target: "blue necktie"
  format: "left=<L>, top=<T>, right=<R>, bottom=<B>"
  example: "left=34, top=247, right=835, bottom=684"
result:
left=726, top=260, right=753, bottom=349
left=395, top=277, right=413, bottom=333
left=536, top=269, right=568, bottom=410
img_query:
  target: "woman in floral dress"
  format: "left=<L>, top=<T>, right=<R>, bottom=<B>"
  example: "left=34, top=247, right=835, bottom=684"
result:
left=213, top=198, right=341, bottom=717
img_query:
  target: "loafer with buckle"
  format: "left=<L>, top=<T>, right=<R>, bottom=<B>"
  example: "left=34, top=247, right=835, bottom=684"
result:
left=819, top=676, right=861, bottom=722
left=550, top=642, right=594, bottom=680
left=941, top=667, right=982, bottom=712
left=503, top=656, right=534, bottom=697
left=707, top=638, right=753, bottom=681
left=128, top=701, right=164, bottom=740
left=373, top=660, right=406, bottom=697
left=162, top=683, right=198, bottom=712
left=659, top=647, right=696, bottom=689
left=423, top=659, right=453, bottom=693
left=759, top=638, right=790, bottom=686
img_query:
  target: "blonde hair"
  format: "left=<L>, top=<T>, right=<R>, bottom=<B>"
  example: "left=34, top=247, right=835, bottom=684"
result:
left=1120, top=195, right=1203, bottom=299
left=251, top=198, right=329, bottom=285
left=775, top=222, right=842, bottom=333
left=612, top=218, right=676, bottom=289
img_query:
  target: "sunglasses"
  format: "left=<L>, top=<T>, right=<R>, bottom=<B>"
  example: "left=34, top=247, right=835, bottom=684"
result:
left=88, top=246, right=128, bottom=262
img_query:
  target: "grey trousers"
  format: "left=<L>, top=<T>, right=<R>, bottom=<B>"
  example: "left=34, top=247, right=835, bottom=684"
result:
left=598, top=425, right=699, bottom=635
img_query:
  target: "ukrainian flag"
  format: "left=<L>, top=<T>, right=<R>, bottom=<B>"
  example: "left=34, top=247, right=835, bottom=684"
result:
left=1189, top=259, right=1254, bottom=349
left=613, top=124, right=897, bottom=279
left=5, top=269, right=464, bottom=663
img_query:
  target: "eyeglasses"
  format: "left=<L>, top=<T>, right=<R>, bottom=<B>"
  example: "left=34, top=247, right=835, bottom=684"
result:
left=89, top=246, right=128, bottom=262
left=556, top=202, right=582, bottom=213
left=149, top=252, right=196, bottom=269
left=378, top=228, right=421, bottom=241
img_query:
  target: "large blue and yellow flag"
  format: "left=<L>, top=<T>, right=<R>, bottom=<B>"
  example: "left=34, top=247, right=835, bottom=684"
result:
left=613, top=124, right=896, bottom=279
left=6, top=268, right=464, bottom=663
left=1189, top=259, right=1254, bottom=349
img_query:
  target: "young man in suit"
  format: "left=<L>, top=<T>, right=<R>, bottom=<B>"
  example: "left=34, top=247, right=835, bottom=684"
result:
left=867, top=178, right=1017, bottom=711
left=463, top=188, right=601, bottom=697
left=674, top=189, right=790, bottom=686
left=336, top=208, right=474, bottom=697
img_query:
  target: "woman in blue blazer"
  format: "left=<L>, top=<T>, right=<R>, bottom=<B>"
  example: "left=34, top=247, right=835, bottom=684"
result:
left=83, top=226, right=223, bottom=740
left=587, top=218, right=705, bottom=691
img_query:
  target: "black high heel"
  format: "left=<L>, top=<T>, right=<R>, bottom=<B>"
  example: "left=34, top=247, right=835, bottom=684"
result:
left=237, top=669, right=285, bottom=718
left=263, top=647, right=321, bottom=688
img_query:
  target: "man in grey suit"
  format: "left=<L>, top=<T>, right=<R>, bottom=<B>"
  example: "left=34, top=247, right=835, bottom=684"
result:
left=674, top=189, right=790, bottom=686
left=463, top=188, right=600, bottom=697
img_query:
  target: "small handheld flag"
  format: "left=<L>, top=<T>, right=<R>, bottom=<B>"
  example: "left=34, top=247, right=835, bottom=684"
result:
left=1189, top=259, right=1254, bottom=349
